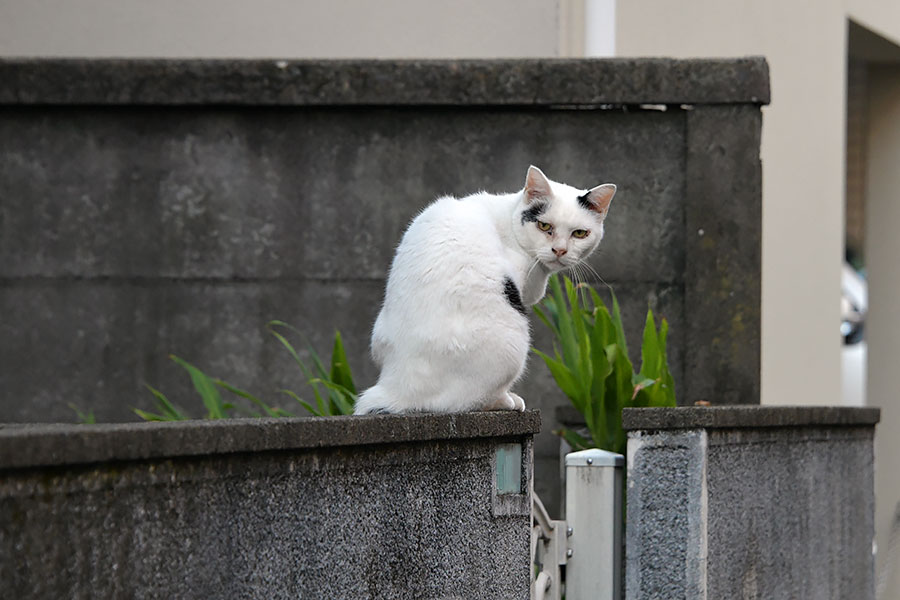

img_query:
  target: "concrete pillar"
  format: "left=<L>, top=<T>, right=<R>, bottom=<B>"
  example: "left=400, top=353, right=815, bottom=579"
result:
left=624, top=406, right=878, bottom=600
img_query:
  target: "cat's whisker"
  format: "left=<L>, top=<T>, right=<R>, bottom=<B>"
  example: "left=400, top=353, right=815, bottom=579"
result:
left=573, top=264, right=591, bottom=307
left=575, top=259, right=602, bottom=284
left=575, top=259, right=615, bottom=296
left=589, top=265, right=615, bottom=295
left=525, top=257, right=541, bottom=282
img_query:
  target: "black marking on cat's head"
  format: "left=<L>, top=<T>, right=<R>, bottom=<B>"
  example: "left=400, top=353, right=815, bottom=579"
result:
left=520, top=202, right=547, bottom=225
left=577, top=192, right=594, bottom=211
left=502, top=277, right=527, bottom=316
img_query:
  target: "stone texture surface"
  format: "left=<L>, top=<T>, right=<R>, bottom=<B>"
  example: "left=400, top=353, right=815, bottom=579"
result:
left=0, top=59, right=766, bottom=518
left=1, top=413, right=535, bottom=599
left=705, top=427, right=875, bottom=600
left=0, top=410, right=541, bottom=469
left=0, top=58, right=770, bottom=106
left=625, top=430, right=707, bottom=600
left=622, top=405, right=881, bottom=430
left=626, top=407, right=877, bottom=600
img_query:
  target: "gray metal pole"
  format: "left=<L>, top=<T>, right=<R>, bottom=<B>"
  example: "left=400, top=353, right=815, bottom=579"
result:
left=565, top=448, right=624, bottom=600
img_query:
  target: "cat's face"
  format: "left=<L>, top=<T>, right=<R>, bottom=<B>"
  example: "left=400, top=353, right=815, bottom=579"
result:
left=513, top=166, right=616, bottom=272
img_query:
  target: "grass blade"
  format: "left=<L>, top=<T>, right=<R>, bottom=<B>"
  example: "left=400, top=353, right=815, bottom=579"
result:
left=329, top=330, right=357, bottom=396
left=639, top=307, right=661, bottom=380
left=554, top=427, right=593, bottom=452
left=144, top=383, right=188, bottom=420
left=280, top=389, right=322, bottom=417
left=169, top=355, right=226, bottom=419
left=214, top=379, right=287, bottom=418
left=68, top=403, right=96, bottom=424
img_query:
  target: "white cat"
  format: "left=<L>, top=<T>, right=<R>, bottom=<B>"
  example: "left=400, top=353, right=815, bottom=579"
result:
left=354, top=166, right=616, bottom=415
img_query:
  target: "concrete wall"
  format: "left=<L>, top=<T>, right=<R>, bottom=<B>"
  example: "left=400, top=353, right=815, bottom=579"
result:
left=0, top=58, right=767, bottom=519
left=0, top=411, right=539, bottom=599
left=624, top=406, right=879, bottom=600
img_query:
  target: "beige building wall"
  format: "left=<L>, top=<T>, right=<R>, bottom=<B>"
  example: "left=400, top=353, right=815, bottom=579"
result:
left=866, top=64, right=900, bottom=598
left=0, top=0, right=561, bottom=59
left=850, top=0, right=900, bottom=44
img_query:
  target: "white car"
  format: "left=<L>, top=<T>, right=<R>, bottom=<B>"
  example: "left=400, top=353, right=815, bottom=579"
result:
left=841, top=263, right=867, bottom=406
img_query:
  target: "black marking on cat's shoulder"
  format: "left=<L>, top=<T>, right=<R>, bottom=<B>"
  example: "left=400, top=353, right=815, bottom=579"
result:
left=577, top=192, right=594, bottom=211
left=363, top=407, right=391, bottom=415
left=503, top=277, right=527, bottom=316
left=520, top=202, right=547, bottom=224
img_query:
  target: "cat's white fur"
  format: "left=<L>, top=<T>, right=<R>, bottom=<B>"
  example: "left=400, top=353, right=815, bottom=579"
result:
left=354, top=166, right=615, bottom=415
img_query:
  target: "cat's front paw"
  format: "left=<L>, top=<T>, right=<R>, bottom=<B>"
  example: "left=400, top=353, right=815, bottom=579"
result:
left=485, top=392, right=526, bottom=412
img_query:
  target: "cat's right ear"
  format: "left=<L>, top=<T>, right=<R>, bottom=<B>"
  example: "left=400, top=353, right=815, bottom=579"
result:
left=524, top=165, right=553, bottom=204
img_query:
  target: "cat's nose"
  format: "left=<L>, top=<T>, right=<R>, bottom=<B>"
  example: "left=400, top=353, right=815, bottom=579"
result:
left=552, top=247, right=567, bottom=257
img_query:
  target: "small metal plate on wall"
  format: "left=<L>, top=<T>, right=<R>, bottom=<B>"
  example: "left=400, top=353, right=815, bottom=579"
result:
left=494, top=443, right=523, bottom=494
left=491, top=439, right=531, bottom=517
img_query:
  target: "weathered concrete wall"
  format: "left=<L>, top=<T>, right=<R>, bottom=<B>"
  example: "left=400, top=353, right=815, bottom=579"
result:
left=623, top=406, right=879, bottom=600
left=0, top=58, right=767, bottom=516
left=0, top=410, right=539, bottom=599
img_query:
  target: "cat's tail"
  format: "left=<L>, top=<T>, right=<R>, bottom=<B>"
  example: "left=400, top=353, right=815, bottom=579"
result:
left=353, top=384, right=396, bottom=415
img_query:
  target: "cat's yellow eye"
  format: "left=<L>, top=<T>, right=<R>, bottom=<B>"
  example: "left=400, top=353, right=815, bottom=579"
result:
left=537, top=221, right=552, bottom=232
left=572, top=229, right=590, bottom=239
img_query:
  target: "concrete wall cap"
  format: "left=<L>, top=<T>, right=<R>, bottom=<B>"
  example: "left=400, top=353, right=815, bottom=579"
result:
left=565, top=448, right=624, bottom=467
left=0, top=410, right=541, bottom=470
left=621, top=405, right=880, bottom=431
left=0, top=57, right=770, bottom=106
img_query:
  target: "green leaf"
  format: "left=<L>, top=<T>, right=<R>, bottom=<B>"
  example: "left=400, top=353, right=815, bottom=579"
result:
left=68, top=403, right=97, bottom=424
left=267, top=322, right=316, bottom=380
left=639, top=307, right=661, bottom=381
left=586, top=323, right=613, bottom=447
left=591, top=296, right=616, bottom=348
left=610, top=291, right=629, bottom=358
left=603, top=344, right=633, bottom=453
left=214, top=379, right=289, bottom=418
left=280, top=389, right=321, bottom=416
left=533, top=304, right=561, bottom=339
left=267, top=322, right=329, bottom=412
left=554, top=428, right=593, bottom=452
left=169, top=355, right=226, bottom=419
left=144, top=383, right=189, bottom=420
left=549, top=275, right=579, bottom=369
left=563, top=276, right=593, bottom=396
left=532, top=348, right=587, bottom=411
left=657, top=318, right=677, bottom=406
left=133, top=408, right=176, bottom=421
left=311, top=378, right=356, bottom=415
left=329, top=330, right=357, bottom=396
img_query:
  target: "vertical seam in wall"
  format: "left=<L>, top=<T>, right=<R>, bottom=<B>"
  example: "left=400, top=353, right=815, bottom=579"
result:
left=681, top=108, right=690, bottom=404
left=698, top=429, right=709, bottom=600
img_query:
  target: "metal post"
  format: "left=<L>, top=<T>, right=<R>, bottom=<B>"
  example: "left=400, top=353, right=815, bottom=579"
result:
left=532, top=493, right=567, bottom=600
left=565, top=448, right=624, bottom=600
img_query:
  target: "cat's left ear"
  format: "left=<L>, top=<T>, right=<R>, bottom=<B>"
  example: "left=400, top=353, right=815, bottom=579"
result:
left=580, top=183, right=617, bottom=215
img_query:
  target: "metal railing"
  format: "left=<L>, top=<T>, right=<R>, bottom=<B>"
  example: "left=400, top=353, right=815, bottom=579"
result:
left=531, top=449, right=624, bottom=600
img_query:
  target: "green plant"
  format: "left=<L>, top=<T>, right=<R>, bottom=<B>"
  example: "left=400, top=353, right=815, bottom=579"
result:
left=68, top=403, right=96, bottom=424
left=266, top=321, right=357, bottom=416
left=126, top=322, right=357, bottom=422
left=533, top=275, right=676, bottom=454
